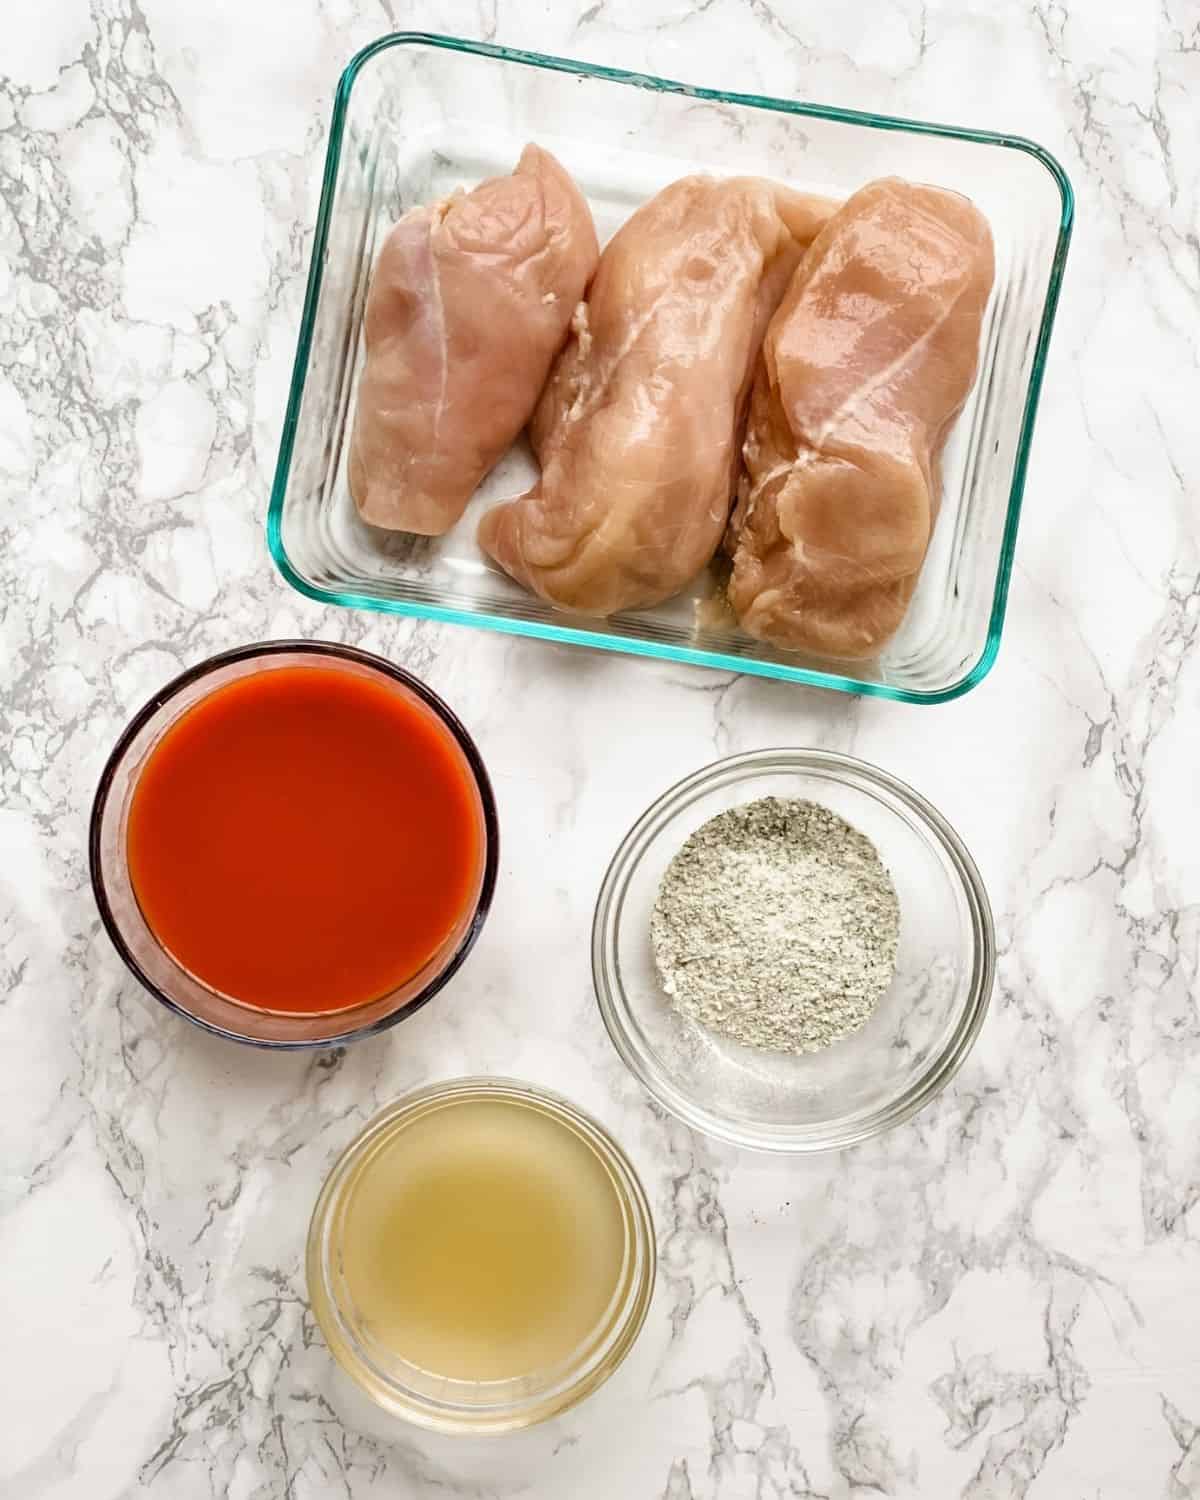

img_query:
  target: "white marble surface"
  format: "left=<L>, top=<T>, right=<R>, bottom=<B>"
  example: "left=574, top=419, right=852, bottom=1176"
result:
left=2, top=1, right=1198, bottom=1495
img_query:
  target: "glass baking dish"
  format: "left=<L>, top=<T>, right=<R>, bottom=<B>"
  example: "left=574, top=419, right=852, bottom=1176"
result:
left=268, top=33, right=1073, bottom=705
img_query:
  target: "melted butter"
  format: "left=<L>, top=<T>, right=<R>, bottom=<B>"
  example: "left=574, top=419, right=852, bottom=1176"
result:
left=338, top=1094, right=627, bottom=1383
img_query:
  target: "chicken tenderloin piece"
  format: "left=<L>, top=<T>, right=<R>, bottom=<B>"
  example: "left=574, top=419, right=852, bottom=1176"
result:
left=349, top=144, right=598, bottom=535
left=728, top=178, right=995, bottom=659
left=477, top=176, right=837, bottom=615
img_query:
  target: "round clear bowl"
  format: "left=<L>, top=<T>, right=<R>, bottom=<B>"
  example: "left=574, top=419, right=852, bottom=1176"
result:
left=89, top=640, right=498, bottom=1048
left=592, top=749, right=994, bottom=1154
left=307, top=1077, right=656, bottom=1433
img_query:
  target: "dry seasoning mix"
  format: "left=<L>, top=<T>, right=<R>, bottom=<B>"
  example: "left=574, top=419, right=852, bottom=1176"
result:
left=651, top=797, right=900, bottom=1054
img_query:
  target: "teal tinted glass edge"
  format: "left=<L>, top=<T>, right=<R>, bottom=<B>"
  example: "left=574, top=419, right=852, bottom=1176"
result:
left=267, top=31, right=1075, bottom=708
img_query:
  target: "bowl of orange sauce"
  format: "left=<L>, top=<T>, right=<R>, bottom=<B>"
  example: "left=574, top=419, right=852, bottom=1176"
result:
left=90, top=641, right=497, bottom=1047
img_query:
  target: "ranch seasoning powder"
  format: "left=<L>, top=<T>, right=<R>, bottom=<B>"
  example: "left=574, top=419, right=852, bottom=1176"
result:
left=650, top=796, right=899, bottom=1054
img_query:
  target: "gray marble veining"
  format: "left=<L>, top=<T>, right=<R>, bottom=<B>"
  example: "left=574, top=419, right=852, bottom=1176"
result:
left=2, top=1, right=1198, bottom=1496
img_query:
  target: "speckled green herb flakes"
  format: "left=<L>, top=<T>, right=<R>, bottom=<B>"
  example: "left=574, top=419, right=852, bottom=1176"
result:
left=650, top=796, right=900, bottom=1054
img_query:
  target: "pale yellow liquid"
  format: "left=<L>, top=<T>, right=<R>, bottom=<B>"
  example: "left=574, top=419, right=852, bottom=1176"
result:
left=338, top=1095, right=628, bottom=1383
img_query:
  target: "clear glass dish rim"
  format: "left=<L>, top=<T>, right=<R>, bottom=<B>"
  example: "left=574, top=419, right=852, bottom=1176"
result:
left=591, top=748, right=996, bottom=1153
left=306, top=1075, right=657, bottom=1433
left=267, top=30, right=1075, bottom=706
left=88, top=639, right=500, bottom=1051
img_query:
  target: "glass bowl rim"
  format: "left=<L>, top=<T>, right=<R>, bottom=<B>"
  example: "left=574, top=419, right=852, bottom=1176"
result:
left=305, top=1075, right=657, bottom=1433
left=591, top=747, right=996, bottom=1153
left=88, top=638, right=500, bottom=1051
left=266, top=29, right=1075, bottom=706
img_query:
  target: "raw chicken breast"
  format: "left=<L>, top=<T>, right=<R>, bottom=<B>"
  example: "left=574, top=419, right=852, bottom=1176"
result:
left=727, top=177, right=994, bottom=659
left=477, top=177, right=836, bottom=615
left=349, top=145, right=598, bottom=535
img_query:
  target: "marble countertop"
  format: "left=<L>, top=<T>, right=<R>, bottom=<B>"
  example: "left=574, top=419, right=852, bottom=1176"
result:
left=3, top=1, right=1198, bottom=1496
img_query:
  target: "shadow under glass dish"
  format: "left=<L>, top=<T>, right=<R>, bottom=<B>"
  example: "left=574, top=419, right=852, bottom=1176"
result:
left=269, top=32, right=1073, bottom=704
left=89, top=641, right=498, bottom=1049
left=592, top=750, right=995, bottom=1153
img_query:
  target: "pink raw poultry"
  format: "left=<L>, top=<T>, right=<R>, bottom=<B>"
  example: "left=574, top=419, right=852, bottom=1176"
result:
left=727, top=178, right=995, bottom=659
left=349, top=145, right=598, bottom=535
left=477, top=176, right=836, bottom=615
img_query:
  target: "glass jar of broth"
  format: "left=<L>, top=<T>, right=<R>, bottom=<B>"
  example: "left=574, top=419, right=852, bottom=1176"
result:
left=306, top=1078, right=656, bottom=1432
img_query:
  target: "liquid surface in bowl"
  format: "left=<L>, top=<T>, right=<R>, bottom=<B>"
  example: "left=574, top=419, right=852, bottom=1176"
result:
left=126, top=664, right=482, bottom=1015
left=336, top=1094, right=626, bottom=1382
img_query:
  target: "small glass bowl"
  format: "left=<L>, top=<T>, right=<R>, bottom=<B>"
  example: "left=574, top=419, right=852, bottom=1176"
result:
left=307, top=1078, right=656, bottom=1433
left=89, top=641, right=498, bottom=1048
left=592, top=750, right=994, bottom=1153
